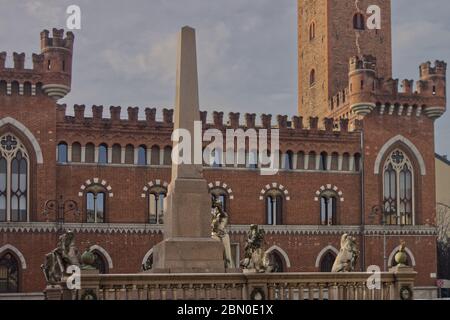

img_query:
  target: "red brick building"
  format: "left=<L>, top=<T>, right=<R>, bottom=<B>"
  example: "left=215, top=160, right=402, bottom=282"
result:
left=0, top=0, right=446, bottom=298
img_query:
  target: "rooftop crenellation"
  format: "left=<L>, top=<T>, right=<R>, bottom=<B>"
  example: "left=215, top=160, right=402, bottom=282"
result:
left=328, top=55, right=447, bottom=120
left=56, top=104, right=358, bottom=135
left=0, top=28, right=74, bottom=100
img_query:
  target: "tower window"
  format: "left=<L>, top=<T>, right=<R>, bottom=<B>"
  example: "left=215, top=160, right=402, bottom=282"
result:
left=309, top=22, right=316, bottom=40
left=353, top=13, right=365, bottom=30
left=98, top=144, right=108, bottom=164
left=138, top=145, right=147, bottom=165
left=310, top=69, right=316, bottom=87
left=320, top=152, right=328, bottom=171
left=57, top=142, right=68, bottom=163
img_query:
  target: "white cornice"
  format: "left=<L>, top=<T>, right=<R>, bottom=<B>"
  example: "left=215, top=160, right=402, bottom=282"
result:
left=0, top=223, right=436, bottom=236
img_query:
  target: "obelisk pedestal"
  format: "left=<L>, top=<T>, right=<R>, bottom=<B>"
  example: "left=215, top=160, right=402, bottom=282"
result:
left=151, top=26, right=224, bottom=273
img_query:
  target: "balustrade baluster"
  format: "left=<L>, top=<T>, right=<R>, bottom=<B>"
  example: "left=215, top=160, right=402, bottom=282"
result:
left=318, top=284, right=324, bottom=300
left=161, top=284, right=168, bottom=300
left=298, top=285, right=304, bottom=300
left=307, top=284, right=313, bottom=300
left=149, top=284, right=156, bottom=300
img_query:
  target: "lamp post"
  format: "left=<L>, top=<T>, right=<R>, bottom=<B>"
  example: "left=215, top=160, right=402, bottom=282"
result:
left=369, top=204, right=394, bottom=272
left=43, top=195, right=80, bottom=234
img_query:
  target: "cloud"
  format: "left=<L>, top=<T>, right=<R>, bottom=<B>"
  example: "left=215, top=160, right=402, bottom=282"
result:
left=101, top=22, right=232, bottom=86
left=0, top=0, right=448, bottom=153
left=20, top=0, right=65, bottom=27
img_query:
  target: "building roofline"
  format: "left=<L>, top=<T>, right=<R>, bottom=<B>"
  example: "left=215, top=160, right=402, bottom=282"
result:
left=436, top=153, right=450, bottom=165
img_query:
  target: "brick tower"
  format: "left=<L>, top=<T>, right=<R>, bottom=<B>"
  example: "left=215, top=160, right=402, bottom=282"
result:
left=298, top=0, right=392, bottom=119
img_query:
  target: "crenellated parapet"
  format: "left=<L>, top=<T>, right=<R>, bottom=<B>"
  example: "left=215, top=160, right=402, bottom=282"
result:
left=57, top=105, right=361, bottom=138
left=339, top=55, right=447, bottom=120
left=0, top=28, right=74, bottom=100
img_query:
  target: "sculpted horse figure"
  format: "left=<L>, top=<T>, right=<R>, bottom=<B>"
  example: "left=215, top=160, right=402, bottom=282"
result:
left=332, top=233, right=359, bottom=272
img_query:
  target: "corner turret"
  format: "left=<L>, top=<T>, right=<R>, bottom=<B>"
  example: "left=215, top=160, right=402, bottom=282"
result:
left=348, top=55, right=377, bottom=116
left=40, top=28, right=74, bottom=100
left=418, top=61, right=447, bottom=119
left=0, top=28, right=74, bottom=100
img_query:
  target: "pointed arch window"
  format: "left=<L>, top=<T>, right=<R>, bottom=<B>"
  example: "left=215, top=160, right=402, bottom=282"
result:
left=91, top=251, right=108, bottom=274
left=268, top=251, right=285, bottom=273
left=383, top=149, right=414, bottom=225
left=143, top=253, right=153, bottom=271
left=320, top=251, right=336, bottom=272
left=0, top=134, right=29, bottom=222
left=0, top=252, right=19, bottom=293
left=148, top=185, right=167, bottom=224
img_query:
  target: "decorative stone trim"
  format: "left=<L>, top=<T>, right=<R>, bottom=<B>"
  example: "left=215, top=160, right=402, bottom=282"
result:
left=208, top=181, right=234, bottom=200
left=0, top=117, right=44, bottom=164
left=89, top=245, right=114, bottom=269
left=229, top=225, right=361, bottom=236
left=0, top=244, right=27, bottom=269
left=0, top=223, right=436, bottom=236
left=142, top=248, right=154, bottom=267
left=373, top=135, right=426, bottom=176
left=265, top=245, right=291, bottom=268
left=0, top=222, right=163, bottom=234
left=79, top=178, right=113, bottom=198
left=141, top=180, right=169, bottom=198
left=351, top=102, right=376, bottom=117
left=315, top=245, right=339, bottom=268
left=314, top=185, right=344, bottom=202
left=364, top=225, right=436, bottom=236
left=423, top=106, right=445, bottom=120
left=259, top=183, right=290, bottom=201
left=387, top=245, right=416, bottom=267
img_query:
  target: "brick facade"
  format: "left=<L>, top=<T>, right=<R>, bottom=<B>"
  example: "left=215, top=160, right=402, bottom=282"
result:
left=0, top=1, right=447, bottom=294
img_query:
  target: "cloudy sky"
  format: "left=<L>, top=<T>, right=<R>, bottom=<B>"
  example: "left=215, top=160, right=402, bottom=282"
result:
left=0, top=0, right=449, bottom=154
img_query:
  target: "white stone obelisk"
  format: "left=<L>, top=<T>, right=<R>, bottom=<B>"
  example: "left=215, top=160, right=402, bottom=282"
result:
left=151, top=26, right=224, bottom=273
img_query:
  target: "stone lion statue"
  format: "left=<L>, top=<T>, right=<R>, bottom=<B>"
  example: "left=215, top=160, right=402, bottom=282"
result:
left=332, top=233, right=359, bottom=272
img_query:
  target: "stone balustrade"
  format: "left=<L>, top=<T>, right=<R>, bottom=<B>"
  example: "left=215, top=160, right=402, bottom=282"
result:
left=47, top=266, right=416, bottom=301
